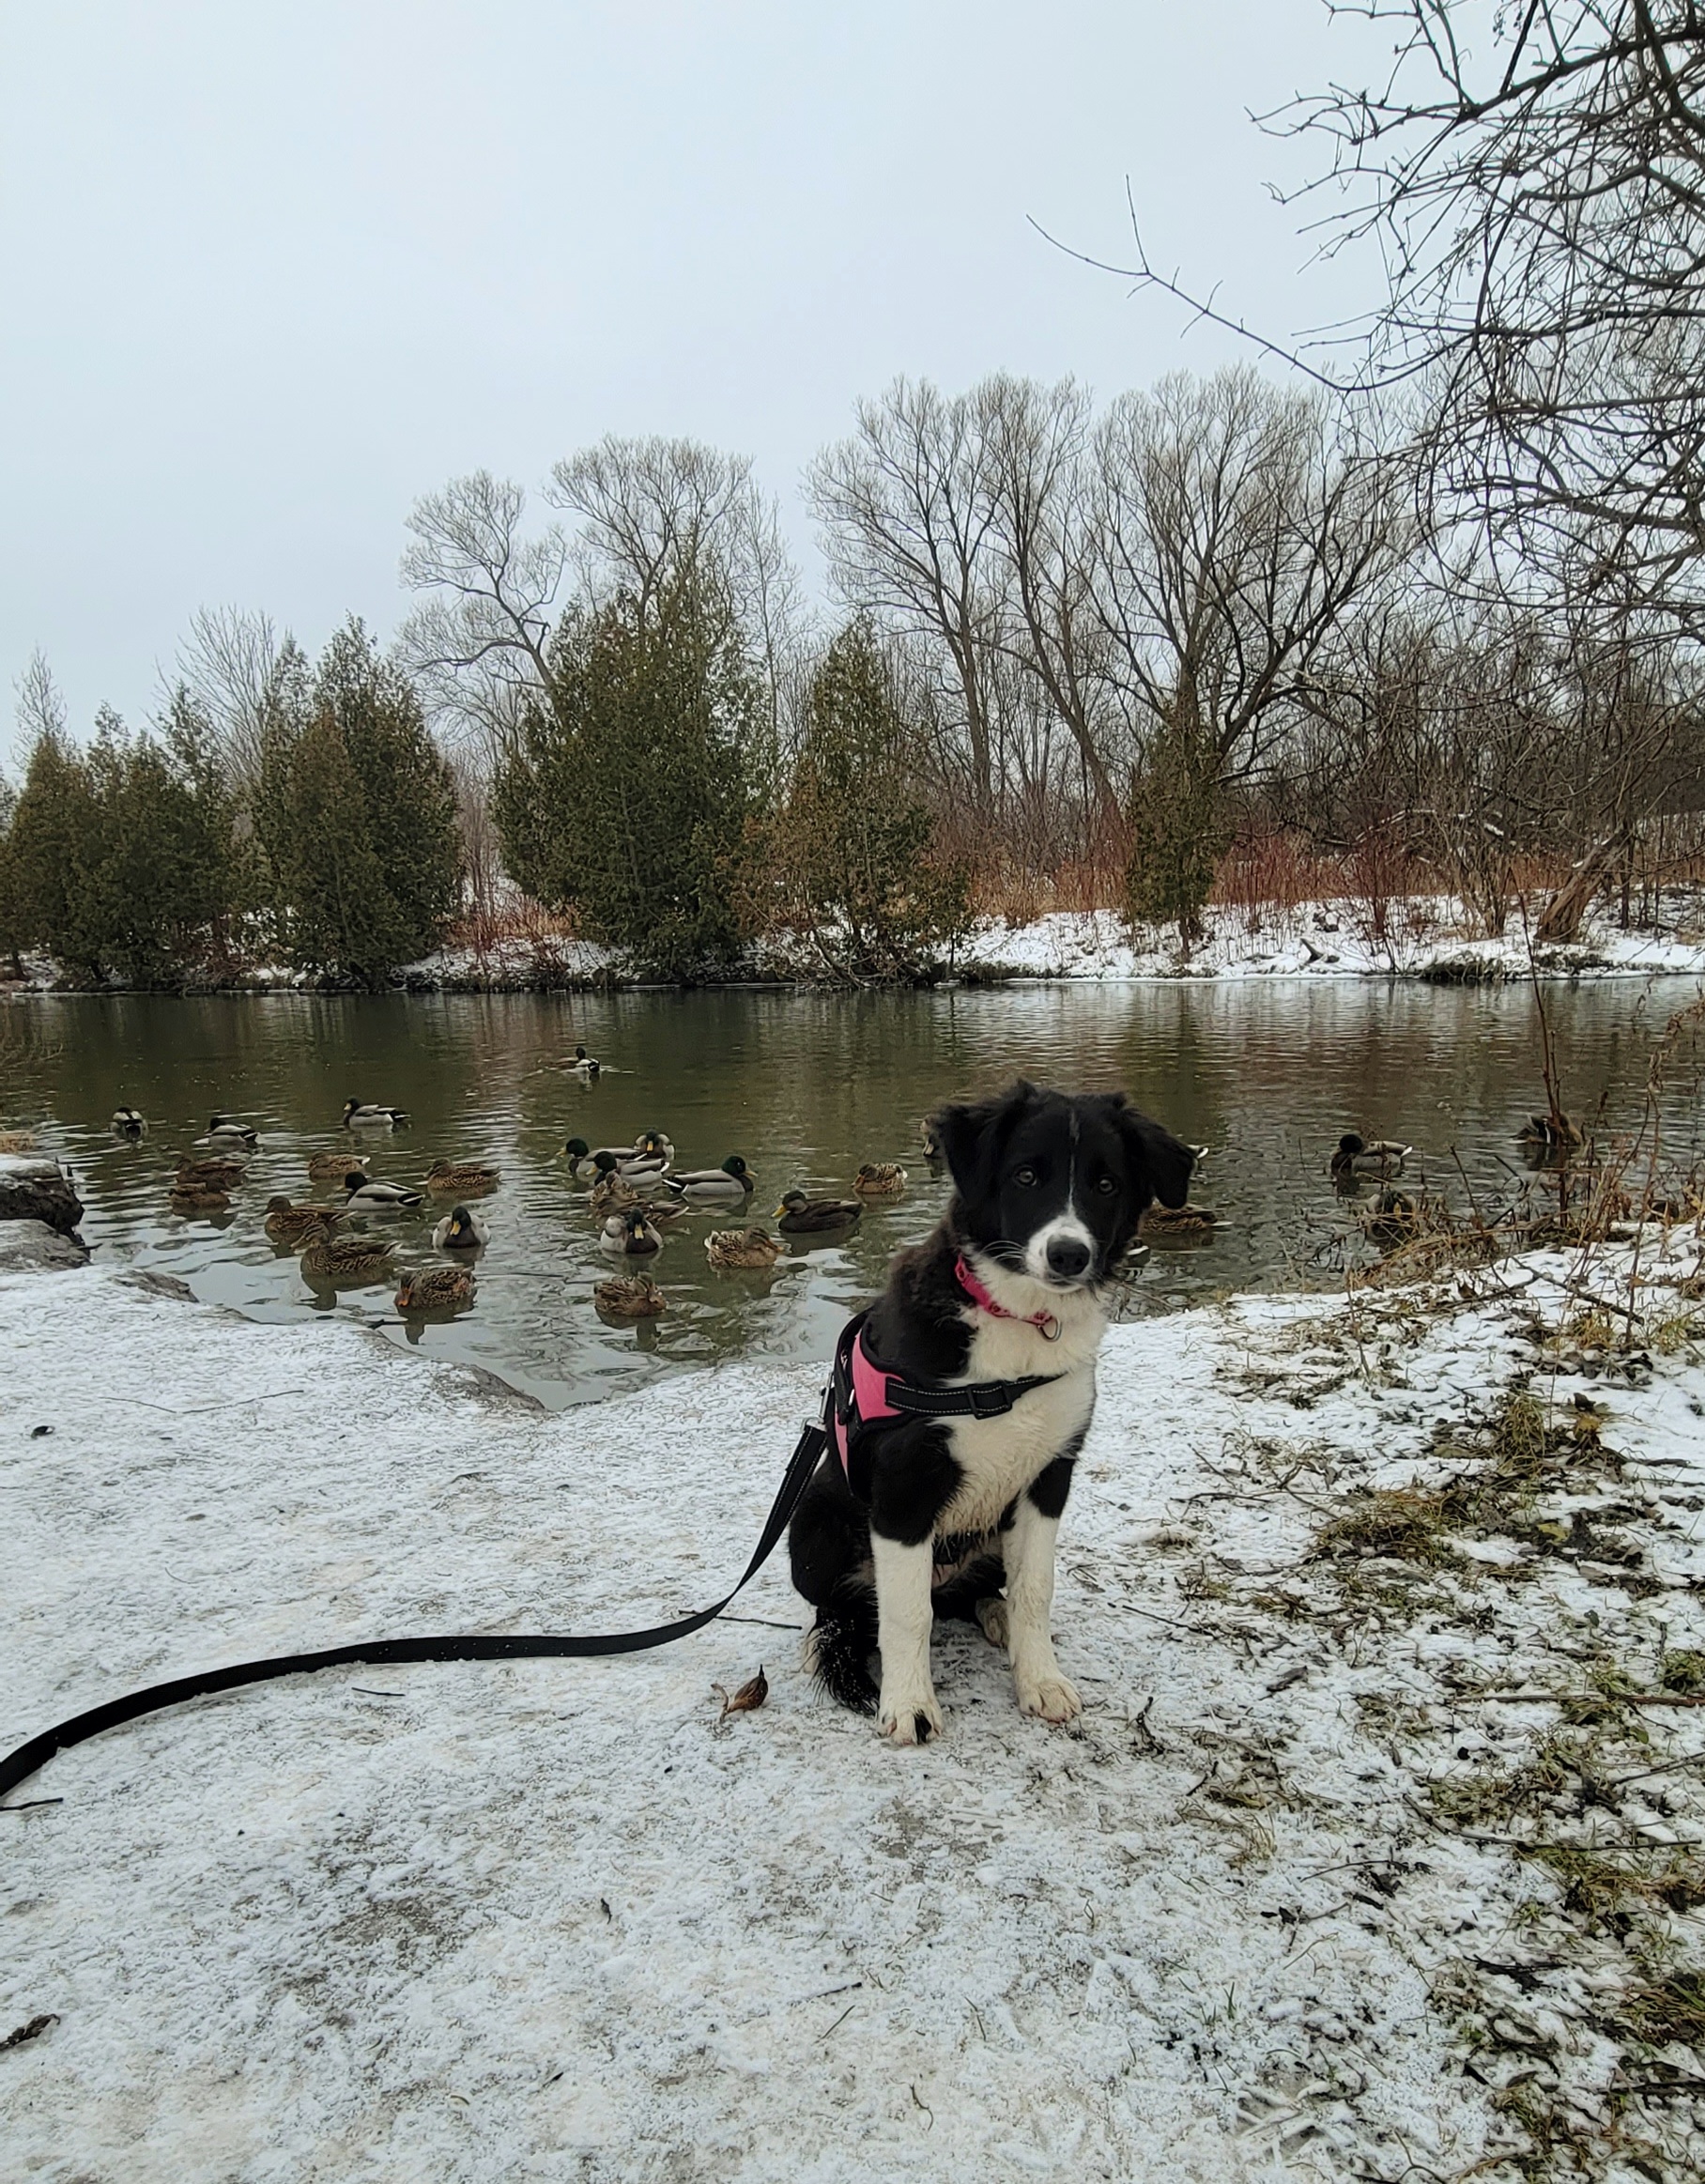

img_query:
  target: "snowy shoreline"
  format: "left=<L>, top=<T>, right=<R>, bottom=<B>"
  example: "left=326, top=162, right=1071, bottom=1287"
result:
left=5, top=1249, right=1705, bottom=2179
left=7, top=892, right=1705, bottom=997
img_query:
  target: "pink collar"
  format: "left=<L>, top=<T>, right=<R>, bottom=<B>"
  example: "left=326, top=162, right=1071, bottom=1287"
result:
left=954, top=1253, right=1062, bottom=1341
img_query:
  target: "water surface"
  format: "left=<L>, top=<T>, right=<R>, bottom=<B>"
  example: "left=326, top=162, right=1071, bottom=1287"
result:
left=3, top=980, right=1699, bottom=1407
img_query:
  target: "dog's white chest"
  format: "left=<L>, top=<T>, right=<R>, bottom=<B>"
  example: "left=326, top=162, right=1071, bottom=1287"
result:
left=938, top=1309, right=1100, bottom=1533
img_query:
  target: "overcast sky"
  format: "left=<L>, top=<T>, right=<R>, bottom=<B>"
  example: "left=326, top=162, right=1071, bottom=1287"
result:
left=0, top=2, right=1384, bottom=753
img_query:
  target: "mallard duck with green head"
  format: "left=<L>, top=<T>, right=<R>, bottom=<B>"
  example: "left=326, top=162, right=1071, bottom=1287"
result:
left=665, top=1156, right=755, bottom=1202
left=600, top=1207, right=663, bottom=1256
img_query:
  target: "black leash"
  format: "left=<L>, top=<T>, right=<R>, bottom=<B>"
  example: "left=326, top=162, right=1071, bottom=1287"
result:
left=0, top=1418, right=830, bottom=1804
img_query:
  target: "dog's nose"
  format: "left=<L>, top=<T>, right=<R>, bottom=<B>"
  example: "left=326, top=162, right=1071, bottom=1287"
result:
left=1046, top=1235, right=1092, bottom=1280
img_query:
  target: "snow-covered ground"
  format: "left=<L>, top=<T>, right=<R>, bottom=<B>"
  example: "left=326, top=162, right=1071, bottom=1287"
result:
left=966, top=893, right=1705, bottom=984
left=5, top=1241, right=1704, bottom=2180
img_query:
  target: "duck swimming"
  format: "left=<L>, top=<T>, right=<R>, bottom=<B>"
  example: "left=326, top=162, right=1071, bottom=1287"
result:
left=572, top=1043, right=602, bottom=1077
left=110, top=1107, right=146, bottom=1139
left=343, top=1099, right=410, bottom=1129
left=395, top=1266, right=476, bottom=1314
left=424, top=1159, right=501, bottom=1195
left=204, top=1114, right=258, bottom=1148
left=1329, top=1132, right=1413, bottom=1180
left=432, top=1203, right=490, bottom=1252
left=853, top=1162, right=907, bottom=1197
left=600, top=1207, right=664, bottom=1256
left=704, top=1227, right=786, bottom=1269
left=309, top=1149, right=369, bottom=1181
left=776, top=1192, right=862, bottom=1235
left=665, top=1156, right=756, bottom=1202
left=264, top=1197, right=346, bottom=1247
left=344, top=1173, right=424, bottom=1210
left=594, top=1272, right=667, bottom=1318
left=300, top=1231, right=396, bottom=1284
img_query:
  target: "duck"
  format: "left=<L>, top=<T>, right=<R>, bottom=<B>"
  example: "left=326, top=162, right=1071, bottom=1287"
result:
left=1329, top=1132, right=1413, bottom=1179
left=169, top=1181, right=232, bottom=1212
left=776, top=1191, right=863, bottom=1235
left=594, top=1272, right=667, bottom=1318
left=176, top=1155, right=247, bottom=1192
left=704, top=1226, right=786, bottom=1270
left=432, top=1203, right=490, bottom=1252
left=1139, top=1203, right=1220, bottom=1235
left=423, top=1159, right=501, bottom=1195
left=853, top=1162, right=908, bottom=1197
left=1363, top=1188, right=1423, bottom=1245
left=395, top=1266, right=476, bottom=1315
left=0, top=1130, right=38, bottom=1154
left=110, top=1107, right=146, bottom=1139
left=204, top=1114, right=258, bottom=1148
left=919, top=1116, right=944, bottom=1161
left=264, top=1196, right=346, bottom=1247
left=590, top=1167, right=642, bottom=1216
left=665, top=1156, right=756, bottom=1202
left=1517, top=1112, right=1583, bottom=1151
left=637, top=1130, right=677, bottom=1167
left=344, top=1099, right=410, bottom=1130
left=343, top=1172, right=424, bottom=1210
left=571, top=1043, right=602, bottom=1078
left=560, top=1136, right=596, bottom=1176
left=300, top=1230, right=396, bottom=1283
left=309, top=1148, right=369, bottom=1181
left=600, top=1207, right=664, bottom=1256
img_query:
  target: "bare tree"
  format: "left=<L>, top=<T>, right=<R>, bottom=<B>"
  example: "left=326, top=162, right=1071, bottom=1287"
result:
left=173, top=607, right=282, bottom=791
left=1087, top=368, right=1398, bottom=791
left=976, top=374, right=1124, bottom=821
left=807, top=379, right=1006, bottom=808
left=397, top=471, right=567, bottom=754
left=1275, top=1, right=1705, bottom=628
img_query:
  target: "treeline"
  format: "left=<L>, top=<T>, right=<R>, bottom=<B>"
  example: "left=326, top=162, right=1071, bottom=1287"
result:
left=0, top=626, right=458, bottom=989
left=8, top=374, right=1705, bottom=991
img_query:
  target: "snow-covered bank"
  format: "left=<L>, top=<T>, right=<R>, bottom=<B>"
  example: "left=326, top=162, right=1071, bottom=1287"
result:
left=967, top=892, right=1705, bottom=984
left=4, top=1251, right=1705, bottom=2181
left=8, top=889, right=1705, bottom=996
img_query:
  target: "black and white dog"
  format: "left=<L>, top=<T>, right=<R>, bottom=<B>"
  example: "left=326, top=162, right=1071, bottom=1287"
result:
left=789, top=1081, right=1194, bottom=1744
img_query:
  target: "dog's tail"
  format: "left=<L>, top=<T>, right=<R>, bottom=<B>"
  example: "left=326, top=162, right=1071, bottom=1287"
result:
left=804, top=1596, right=879, bottom=1715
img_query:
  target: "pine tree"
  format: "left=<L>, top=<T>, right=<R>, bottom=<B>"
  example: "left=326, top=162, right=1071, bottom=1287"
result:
left=1122, top=684, right=1228, bottom=947
left=3, top=730, right=105, bottom=978
left=253, top=621, right=461, bottom=988
left=492, top=576, right=756, bottom=978
left=765, top=622, right=969, bottom=979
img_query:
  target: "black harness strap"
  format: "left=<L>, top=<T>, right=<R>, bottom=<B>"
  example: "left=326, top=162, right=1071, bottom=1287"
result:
left=0, top=1417, right=831, bottom=1804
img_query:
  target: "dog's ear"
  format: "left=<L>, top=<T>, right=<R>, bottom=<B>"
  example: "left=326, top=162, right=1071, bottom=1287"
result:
left=1108, top=1095, right=1195, bottom=1210
left=930, top=1081, right=1038, bottom=1197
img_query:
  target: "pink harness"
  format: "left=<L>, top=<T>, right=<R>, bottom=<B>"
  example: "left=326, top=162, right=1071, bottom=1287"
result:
left=828, top=1256, right=1064, bottom=1479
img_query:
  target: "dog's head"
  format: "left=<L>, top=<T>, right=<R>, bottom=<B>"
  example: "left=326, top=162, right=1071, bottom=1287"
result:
left=929, top=1081, right=1194, bottom=1290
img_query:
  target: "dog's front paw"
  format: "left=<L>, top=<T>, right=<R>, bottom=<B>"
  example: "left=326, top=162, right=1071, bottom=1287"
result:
left=1016, top=1672, right=1083, bottom=1724
left=877, top=1686, right=944, bottom=1745
left=975, top=1595, right=1008, bottom=1649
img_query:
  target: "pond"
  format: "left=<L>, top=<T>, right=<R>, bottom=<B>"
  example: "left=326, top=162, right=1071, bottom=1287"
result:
left=3, top=978, right=1701, bottom=1407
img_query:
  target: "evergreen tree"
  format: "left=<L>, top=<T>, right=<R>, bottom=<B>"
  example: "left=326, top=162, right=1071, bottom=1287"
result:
left=253, top=622, right=461, bottom=988
left=492, top=576, right=756, bottom=978
left=0, top=769, right=21, bottom=977
left=1122, top=684, right=1228, bottom=946
left=3, top=729, right=104, bottom=978
left=765, top=623, right=969, bottom=979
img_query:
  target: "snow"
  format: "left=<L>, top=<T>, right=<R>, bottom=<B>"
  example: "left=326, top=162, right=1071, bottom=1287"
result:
left=4, top=1243, right=1704, bottom=2180
left=963, top=892, right=1705, bottom=983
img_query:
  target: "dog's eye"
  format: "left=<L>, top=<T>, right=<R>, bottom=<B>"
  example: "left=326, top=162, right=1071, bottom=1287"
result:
left=1095, top=1174, right=1118, bottom=1195
left=1013, top=1164, right=1037, bottom=1188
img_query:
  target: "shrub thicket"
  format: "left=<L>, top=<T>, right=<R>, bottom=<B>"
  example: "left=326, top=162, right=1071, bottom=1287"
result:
left=252, top=622, right=462, bottom=989
left=760, top=622, right=969, bottom=978
left=492, top=576, right=757, bottom=978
